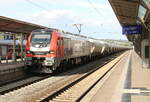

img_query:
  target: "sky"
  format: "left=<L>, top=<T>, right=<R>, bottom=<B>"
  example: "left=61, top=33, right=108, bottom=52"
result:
left=0, top=0, right=127, bottom=40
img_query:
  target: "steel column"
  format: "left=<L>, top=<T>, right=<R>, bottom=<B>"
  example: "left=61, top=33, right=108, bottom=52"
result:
left=13, top=33, right=16, bottom=62
left=149, top=31, right=150, bottom=67
left=20, top=33, right=23, bottom=61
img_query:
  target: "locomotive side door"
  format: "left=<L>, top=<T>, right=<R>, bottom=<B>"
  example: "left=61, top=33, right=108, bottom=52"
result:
left=61, top=37, right=64, bottom=58
left=57, top=37, right=64, bottom=58
left=57, top=38, right=61, bottom=58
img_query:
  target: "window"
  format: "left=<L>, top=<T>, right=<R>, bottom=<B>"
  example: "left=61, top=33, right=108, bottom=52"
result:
left=138, top=5, right=147, bottom=20
left=143, top=0, right=150, bottom=5
left=31, top=33, right=51, bottom=43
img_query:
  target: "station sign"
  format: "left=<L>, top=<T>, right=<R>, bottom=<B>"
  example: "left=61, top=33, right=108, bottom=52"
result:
left=122, top=25, right=142, bottom=35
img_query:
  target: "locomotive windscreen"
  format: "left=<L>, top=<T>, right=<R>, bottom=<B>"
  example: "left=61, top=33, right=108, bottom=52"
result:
left=31, top=32, right=52, bottom=44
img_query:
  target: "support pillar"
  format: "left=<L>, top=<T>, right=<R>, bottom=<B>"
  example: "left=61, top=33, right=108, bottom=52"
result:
left=20, top=33, right=23, bottom=61
left=141, top=39, right=149, bottom=68
left=149, top=31, right=150, bottom=68
left=12, top=33, right=16, bottom=62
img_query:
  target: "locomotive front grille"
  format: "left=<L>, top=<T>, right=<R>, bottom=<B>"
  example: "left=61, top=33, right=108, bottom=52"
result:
left=31, top=51, right=49, bottom=55
left=33, top=57, right=45, bottom=65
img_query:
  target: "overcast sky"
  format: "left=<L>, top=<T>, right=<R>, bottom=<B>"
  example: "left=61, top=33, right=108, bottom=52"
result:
left=0, top=0, right=127, bottom=40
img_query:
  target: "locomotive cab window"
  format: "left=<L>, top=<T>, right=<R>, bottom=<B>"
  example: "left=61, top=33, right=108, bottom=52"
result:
left=31, top=32, right=52, bottom=44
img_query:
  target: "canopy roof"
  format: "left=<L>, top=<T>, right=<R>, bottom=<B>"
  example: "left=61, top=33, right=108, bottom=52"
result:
left=109, top=0, right=150, bottom=41
left=0, top=16, right=47, bottom=34
left=109, top=0, right=139, bottom=26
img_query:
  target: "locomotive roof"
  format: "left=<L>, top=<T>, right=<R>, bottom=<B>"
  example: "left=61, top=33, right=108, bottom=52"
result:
left=65, top=32, right=87, bottom=38
left=32, top=28, right=55, bottom=32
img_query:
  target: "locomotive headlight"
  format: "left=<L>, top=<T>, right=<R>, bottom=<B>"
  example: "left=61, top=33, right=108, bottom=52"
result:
left=26, top=50, right=31, bottom=54
left=49, top=50, right=55, bottom=54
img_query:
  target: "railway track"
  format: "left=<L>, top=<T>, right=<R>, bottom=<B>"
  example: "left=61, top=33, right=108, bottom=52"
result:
left=0, top=52, right=125, bottom=102
left=0, top=74, right=51, bottom=95
left=40, top=52, right=127, bottom=102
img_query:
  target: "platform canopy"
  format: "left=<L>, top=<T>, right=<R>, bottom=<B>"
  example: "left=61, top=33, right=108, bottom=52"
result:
left=109, top=0, right=139, bottom=25
left=109, top=0, right=150, bottom=41
left=0, top=16, right=47, bottom=34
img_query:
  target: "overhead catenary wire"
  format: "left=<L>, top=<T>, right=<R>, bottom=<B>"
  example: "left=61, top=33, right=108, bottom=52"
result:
left=87, top=0, right=122, bottom=36
left=24, top=0, right=87, bottom=34
left=25, top=0, right=49, bottom=11
left=87, top=0, right=104, bottom=17
left=87, top=0, right=106, bottom=32
left=24, top=0, right=71, bottom=30
left=24, top=0, right=119, bottom=36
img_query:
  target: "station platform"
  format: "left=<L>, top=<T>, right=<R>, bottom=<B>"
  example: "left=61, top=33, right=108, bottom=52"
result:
left=81, top=50, right=150, bottom=102
left=0, top=58, right=22, bottom=63
left=0, top=59, right=24, bottom=74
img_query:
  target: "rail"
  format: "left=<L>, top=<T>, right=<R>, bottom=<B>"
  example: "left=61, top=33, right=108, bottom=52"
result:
left=40, top=52, right=128, bottom=102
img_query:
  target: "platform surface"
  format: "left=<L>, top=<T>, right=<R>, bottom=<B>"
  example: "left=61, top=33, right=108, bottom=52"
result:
left=81, top=50, right=150, bottom=102
left=0, top=59, right=24, bottom=72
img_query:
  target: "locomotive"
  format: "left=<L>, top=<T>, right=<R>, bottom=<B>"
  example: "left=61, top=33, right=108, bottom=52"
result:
left=25, top=28, right=127, bottom=73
